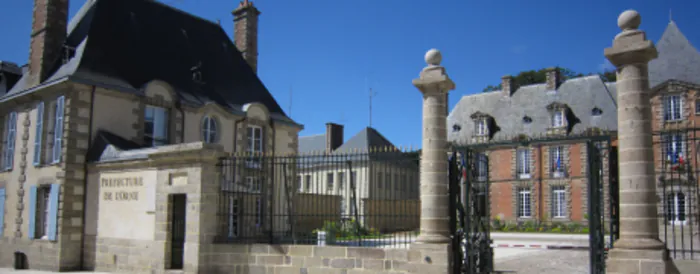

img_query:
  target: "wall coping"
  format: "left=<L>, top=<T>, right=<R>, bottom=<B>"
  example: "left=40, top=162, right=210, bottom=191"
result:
left=90, top=141, right=226, bottom=171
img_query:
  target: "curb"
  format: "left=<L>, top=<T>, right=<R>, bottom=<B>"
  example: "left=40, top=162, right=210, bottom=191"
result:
left=490, top=243, right=598, bottom=251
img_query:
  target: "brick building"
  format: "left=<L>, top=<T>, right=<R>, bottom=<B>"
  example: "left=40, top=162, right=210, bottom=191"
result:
left=0, top=0, right=302, bottom=272
left=447, top=68, right=618, bottom=224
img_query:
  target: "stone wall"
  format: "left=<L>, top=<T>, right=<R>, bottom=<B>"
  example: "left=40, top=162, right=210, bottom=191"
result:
left=202, top=243, right=450, bottom=274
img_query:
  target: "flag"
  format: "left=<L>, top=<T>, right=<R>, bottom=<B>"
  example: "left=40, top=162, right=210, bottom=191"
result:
left=461, top=154, right=467, bottom=180
left=556, top=155, right=562, bottom=171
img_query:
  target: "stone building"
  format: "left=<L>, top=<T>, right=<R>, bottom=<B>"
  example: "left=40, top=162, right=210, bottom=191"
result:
left=447, top=68, right=619, bottom=224
left=0, top=0, right=302, bottom=272
left=297, top=123, right=420, bottom=233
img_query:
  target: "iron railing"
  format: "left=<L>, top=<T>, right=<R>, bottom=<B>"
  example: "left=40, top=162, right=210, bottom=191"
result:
left=654, top=126, right=700, bottom=260
left=215, top=148, right=420, bottom=248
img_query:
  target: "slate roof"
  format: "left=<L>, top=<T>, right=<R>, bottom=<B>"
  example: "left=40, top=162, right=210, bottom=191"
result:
left=649, top=21, right=700, bottom=88
left=447, top=76, right=618, bottom=144
left=298, top=127, right=399, bottom=155
left=3, top=0, right=298, bottom=127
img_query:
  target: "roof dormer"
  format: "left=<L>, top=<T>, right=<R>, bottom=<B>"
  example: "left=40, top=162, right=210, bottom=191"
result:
left=470, top=111, right=499, bottom=142
left=546, top=102, right=579, bottom=135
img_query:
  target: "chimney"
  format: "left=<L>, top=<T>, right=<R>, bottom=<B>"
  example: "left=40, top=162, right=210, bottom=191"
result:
left=545, top=67, right=561, bottom=90
left=501, top=75, right=516, bottom=96
left=29, top=0, right=69, bottom=87
left=325, top=123, right=344, bottom=153
left=233, top=0, right=260, bottom=74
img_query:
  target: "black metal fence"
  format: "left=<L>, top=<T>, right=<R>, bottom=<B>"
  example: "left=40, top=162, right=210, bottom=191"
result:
left=655, top=126, right=700, bottom=260
left=216, top=148, right=421, bottom=248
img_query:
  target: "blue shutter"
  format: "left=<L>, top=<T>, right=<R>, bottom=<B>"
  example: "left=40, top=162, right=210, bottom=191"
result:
left=0, top=188, right=5, bottom=237
left=28, top=186, right=37, bottom=240
left=47, top=184, right=60, bottom=241
left=52, top=96, right=65, bottom=163
left=34, top=102, right=44, bottom=166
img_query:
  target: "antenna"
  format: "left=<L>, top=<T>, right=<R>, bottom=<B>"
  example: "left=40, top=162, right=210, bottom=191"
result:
left=369, top=87, right=378, bottom=128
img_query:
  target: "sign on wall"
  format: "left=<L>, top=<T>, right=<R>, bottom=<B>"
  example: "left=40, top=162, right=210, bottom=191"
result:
left=97, top=171, right=157, bottom=240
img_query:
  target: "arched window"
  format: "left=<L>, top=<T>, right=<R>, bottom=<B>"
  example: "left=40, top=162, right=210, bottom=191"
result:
left=201, top=115, right=218, bottom=143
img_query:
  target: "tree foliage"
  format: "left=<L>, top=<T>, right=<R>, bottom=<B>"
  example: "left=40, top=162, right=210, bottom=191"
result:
left=481, top=67, right=617, bottom=93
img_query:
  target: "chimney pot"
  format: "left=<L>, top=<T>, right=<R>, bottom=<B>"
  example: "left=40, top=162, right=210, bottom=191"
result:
left=233, top=1, right=261, bottom=74
left=501, top=75, right=515, bottom=96
left=545, top=67, right=561, bottom=90
left=325, top=123, right=344, bottom=153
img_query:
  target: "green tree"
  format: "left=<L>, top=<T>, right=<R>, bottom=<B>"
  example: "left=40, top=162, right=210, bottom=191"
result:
left=481, top=67, right=617, bottom=92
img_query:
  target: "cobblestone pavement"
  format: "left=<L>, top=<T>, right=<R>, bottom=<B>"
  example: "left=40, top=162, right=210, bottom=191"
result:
left=495, top=249, right=589, bottom=274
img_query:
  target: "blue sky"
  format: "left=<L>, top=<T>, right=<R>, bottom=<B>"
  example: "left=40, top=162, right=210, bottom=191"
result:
left=2, top=0, right=699, bottom=148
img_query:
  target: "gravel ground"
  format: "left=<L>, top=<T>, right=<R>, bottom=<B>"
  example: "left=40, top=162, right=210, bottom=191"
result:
left=495, top=249, right=590, bottom=274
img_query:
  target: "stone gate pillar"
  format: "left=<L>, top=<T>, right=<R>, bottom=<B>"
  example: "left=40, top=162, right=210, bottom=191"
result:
left=604, top=10, right=678, bottom=274
left=413, top=49, right=455, bottom=244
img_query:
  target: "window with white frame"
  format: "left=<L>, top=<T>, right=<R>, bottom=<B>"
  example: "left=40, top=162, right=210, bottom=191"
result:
left=296, top=175, right=303, bottom=192
left=516, top=149, right=531, bottom=179
left=35, top=185, right=51, bottom=239
left=326, top=173, right=334, bottom=192
left=551, top=146, right=565, bottom=177
left=552, top=110, right=564, bottom=127
left=304, top=175, right=311, bottom=192
left=666, top=192, right=687, bottom=224
left=338, top=172, right=345, bottom=191
left=33, top=102, right=44, bottom=166
left=247, top=125, right=263, bottom=167
left=552, top=186, right=566, bottom=218
left=663, top=134, right=684, bottom=164
left=144, top=105, right=169, bottom=147
left=228, top=197, right=239, bottom=238
left=475, top=119, right=487, bottom=136
left=477, top=153, right=488, bottom=181
left=201, top=115, right=218, bottom=143
left=350, top=171, right=357, bottom=190
left=377, top=172, right=383, bottom=189
left=51, top=96, right=65, bottom=163
left=3, top=112, right=17, bottom=170
left=350, top=199, right=357, bottom=216
left=255, top=197, right=262, bottom=227
left=518, top=188, right=531, bottom=218
left=664, top=95, right=683, bottom=121
left=246, top=177, right=261, bottom=193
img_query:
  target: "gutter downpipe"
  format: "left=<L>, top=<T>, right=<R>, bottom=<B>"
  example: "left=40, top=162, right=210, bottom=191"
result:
left=79, top=85, right=97, bottom=270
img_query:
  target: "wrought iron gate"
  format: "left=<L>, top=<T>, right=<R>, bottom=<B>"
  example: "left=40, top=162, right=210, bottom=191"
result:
left=450, top=134, right=618, bottom=274
left=450, top=149, right=493, bottom=274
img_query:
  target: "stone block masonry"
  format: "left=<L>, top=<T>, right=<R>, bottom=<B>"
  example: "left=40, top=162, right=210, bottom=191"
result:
left=202, top=244, right=449, bottom=274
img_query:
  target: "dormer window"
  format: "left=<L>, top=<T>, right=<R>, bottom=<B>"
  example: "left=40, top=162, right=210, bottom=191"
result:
left=552, top=110, right=564, bottom=128
left=523, top=116, right=532, bottom=124
left=664, top=95, right=683, bottom=121
left=592, top=107, right=603, bottom=116
left=476, top=119, right=487, bottom=136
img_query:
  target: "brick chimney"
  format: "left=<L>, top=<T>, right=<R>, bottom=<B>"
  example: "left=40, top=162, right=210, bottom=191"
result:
left=233, top=0, right=260, bottom=74
left=325, top=123, right=344, bottom=153
left=29, top=0, right=69, bottom=87
left=545, top=67, right=561, bottom=90
left=501, top=75, right=516, bottom=96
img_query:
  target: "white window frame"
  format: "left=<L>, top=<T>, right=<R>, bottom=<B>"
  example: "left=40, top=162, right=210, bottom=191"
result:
left=228, top=197, right=239, bottom=238
left=33, top=102, right=44, bottom=166
left=51, top=96, right=65, bottom=164
left=3, top=112, right=17, bottom=170
left=552, top=186, right=566, bottom=218
left=297, top=175, right=303, bottom=192
left=664, top=95, right=683, bottom=121
left=326, top=172, right=334, bottom=192
left=201, top=115, right=218, bottom=143
left=350, top=171, right=357, bottom=190
left=247, top=125, right=263, bottom=168
left=338, top=172, right=345, bottom=191
left=518, top=188, right=531, bottom=218
left=144, top=105, right=169, bottom=147
left=476, top=119, right=487, bottom=136
left=246, top=177, right=261, bottom=193
left=517, top=149, right=531, bottom=179
left=477, top=153, right=488, bottom=181
left=664, top=134, right=684, bottom=164
left=304, top=175, right=311, bottom=192
left=552, top=110, right=564, bottom=127
left=666, top=192, right=687, bottom=225
left=551, top=146, right=565, bottom=178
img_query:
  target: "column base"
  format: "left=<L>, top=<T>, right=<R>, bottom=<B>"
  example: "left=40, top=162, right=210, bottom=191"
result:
left=415, top=232, right=451, bottom=244
left=607, top=248, right=680, bottom=274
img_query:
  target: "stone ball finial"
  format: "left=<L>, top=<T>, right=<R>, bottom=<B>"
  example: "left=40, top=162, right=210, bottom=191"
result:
left=424, top=49, right=442, bottom=66
left=617, top=10, right=641, bottom=30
